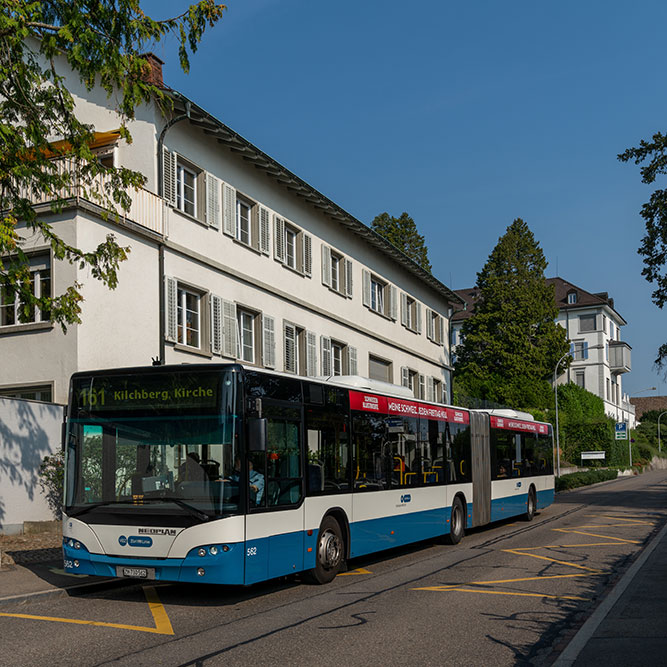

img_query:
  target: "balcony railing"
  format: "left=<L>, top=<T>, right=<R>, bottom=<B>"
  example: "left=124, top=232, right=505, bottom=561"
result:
left=19, top=159, right=165, bottom=237
left=609, top=341, right=632, bottom=374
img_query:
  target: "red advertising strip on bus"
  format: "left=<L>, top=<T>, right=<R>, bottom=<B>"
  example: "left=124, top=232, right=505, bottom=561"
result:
left=349, top=391, right=469, bottom=424
left=489, top=416, right=549, bottom=434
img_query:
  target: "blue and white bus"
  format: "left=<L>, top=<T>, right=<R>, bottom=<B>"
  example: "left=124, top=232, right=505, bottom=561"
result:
left=62, top=364, right=554, bottom=585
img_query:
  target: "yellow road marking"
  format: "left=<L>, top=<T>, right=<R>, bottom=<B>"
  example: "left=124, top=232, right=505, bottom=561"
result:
left=587, top=514, right=654, bottom=524
left=413, top=572, right=591, bottom=592
left=552, top=529, right=640, bottom=544
left=502, top=548, right=603, bottom=572
left=0, top=586, right=174, bottom=635
left=338, top=567, right=372, bottom=576
left=416, top=587, right=587, bottom=601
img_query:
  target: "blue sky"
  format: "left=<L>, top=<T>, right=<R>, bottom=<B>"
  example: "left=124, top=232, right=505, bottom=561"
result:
left=142, top=0, right=667, bottom=397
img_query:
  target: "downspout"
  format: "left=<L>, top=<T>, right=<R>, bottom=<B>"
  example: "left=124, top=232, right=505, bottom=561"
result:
left=156, top=100, right=191, bottom=365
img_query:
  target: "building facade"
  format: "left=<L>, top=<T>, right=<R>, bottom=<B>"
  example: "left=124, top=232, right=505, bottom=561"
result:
left=0, top=55, right=460, bottom=406
left=451, top=278, right=635, bottom=426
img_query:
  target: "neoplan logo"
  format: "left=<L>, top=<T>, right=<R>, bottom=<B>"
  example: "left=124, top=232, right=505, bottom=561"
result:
left=138, top=528, right=178, bottom=536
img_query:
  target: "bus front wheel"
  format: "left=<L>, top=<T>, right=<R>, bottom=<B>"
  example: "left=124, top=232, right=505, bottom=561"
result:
left=304, top=516, right=344, bottom=584
left=446, top=497, right=465, bottom=545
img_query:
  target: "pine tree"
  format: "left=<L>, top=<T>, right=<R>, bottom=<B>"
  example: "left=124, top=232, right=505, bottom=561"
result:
left=454, top=218, right=569, bottom=408
left=371, top=212, right=432, bottom=272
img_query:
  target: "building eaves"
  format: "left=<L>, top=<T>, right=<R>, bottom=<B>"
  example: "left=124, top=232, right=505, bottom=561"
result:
left=164, top=90, right=463, bottom=307
left=547, top=277, right=627, bottom=325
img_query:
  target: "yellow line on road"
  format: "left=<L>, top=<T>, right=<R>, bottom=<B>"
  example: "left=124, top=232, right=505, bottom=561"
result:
left=413, top=572, right=591, bottom=591
left=503, top=548, right=603, bottom=572
left=552, top=529, right=641, bottom=544
left=416, top=587, right=587, bottom=601
left=338, top=568, right=372, bottom=576
left=0, top=586, right=174, bottom=635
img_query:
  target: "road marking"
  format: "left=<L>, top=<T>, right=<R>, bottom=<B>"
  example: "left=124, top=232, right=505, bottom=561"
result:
left=552, top=528, right=641, bottom=544
left=0, top=585, right=174, bottom=635
left=423, top=588, right=587, bottom=601
left=338, top=568, right=372, bottom=576
left=502, top=548, right=603, bottom=572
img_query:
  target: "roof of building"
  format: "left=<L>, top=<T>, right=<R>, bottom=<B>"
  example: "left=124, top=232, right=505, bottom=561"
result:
left=159, top=88, right=463, bottom=306
left=629, top=396, right=667, bottom=421
left=451, top=277, right=626, bottom=324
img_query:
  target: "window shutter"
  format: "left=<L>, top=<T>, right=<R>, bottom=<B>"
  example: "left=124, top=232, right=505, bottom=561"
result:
left=362, top=269, right=371, bottom=307
left=401, top=293, right=408, bottom=327
left=222, top=183, right=236, bottom=237
left=262, top=315, right=276, bottom=368
left=418, top=374, right=426, bottom=400
left=438, top=314, right=445, bottom=345
left=321, top=336, right=332, bottom=376
left=348, top=346, right=358, bottom=375
left=205, top=172, right=221, bottom=229
left=427, top=377, right=435, bottom=403
left=210, top=294, right=222, bottom=354
left=344, top=259, right=353, bottom=297
left=401, top=366, right=409, bottom=388
left=426, top=308, right=434, bottom=340
left=583, top=341, right=589, bottom=360
left=274, top=215, right=285, bottom=262
left=165, top=276, right=177, bottom=342
left=416, top=302, right=423, bottom=334
left=321, top=245, right=332, bottom=287
left=284, top=323, right=296, bottom=373
left=569, top=342, right=575, bottom=356
left=162, top=149, right=177, bottom=208
left=389, top=285, right=398, bottom=321
left=303, top=234, right=312, bottom=277
left=306, top=331, right=317, bottom=376
left=221, top=299, right=237, bottom=358
left=258, top=206, right=270, bottom=254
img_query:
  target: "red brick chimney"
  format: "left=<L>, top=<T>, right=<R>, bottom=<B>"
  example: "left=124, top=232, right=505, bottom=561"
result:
left=141, top=53, right=165, bottom=88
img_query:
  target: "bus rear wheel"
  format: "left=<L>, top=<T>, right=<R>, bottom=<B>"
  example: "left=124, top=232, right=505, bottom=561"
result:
left=524, top=486, right=536, bottom=521
left=446, top=497, right=465, bottom=545
left=304, top=516, right=344, bottom=584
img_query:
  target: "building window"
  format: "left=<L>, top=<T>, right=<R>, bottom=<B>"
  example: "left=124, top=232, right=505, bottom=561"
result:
left=236, top=198, right=253, bottom=246
left=579, top=314, right=596, bottom=332
left=177, top=287, right=201, bottom=348
left=331, top=341, right=345, bottom=376
left=177, top=164, right=197, bottom=217
left=432, top=378, right=443, bottom=403
left=370, top=277, right=385, bottom=314
left=401, top=294, right=422, bottom=333
left=571, top=341, right=589, bottom=361
left=606, top=378, right=610, bottom=400
left=275, top=217, right=312, bottom=276
left=285, top=225, right=297, bottom=270
left=284, top=324, right=317, bottom=376
left=1, top=254, right=51, bottom=327
left=426, top=309, right=444, bottom=344
left=321, top=336, right=357, bottom=376
left=0, top=384, right=53, bottom=402
left=369, top=354, right=392, bottom=383
left=362, top=270, right=396, bottom=320
left=401, top=366, right=419, bottom=395
left=567, top=291, right=577, bottom=305
left=322, top=246, right=352, bottom=297
left=575, top=371, right=585, bottom=388
left=236, top=309, right=256, bottom=363
left=330, top=252, right=340, bottom=292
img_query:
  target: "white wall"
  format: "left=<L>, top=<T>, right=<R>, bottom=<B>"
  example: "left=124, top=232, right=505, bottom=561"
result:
left=0, top=397, right=64, bottom=534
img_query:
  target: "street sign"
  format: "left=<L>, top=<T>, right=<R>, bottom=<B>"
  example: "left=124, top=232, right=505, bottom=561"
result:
left=615, top=422, right=628, bottom=440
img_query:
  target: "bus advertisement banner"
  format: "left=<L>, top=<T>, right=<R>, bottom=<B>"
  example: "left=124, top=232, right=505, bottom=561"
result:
left=349, top=391, right=469, bottom=424
left=489, top=416, right=549, bottom=434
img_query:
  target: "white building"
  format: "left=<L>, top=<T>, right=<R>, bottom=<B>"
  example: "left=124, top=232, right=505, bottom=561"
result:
left=0, top=55, right=460, bottom=406
left=450, top=278, right=635, bottom=426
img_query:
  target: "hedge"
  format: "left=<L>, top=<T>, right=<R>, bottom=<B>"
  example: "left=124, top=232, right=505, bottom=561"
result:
left=556, top=469, right=618, bottom=491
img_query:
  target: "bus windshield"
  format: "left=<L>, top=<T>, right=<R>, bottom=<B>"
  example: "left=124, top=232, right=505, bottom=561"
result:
left=65, top=369, right=240, bottom=520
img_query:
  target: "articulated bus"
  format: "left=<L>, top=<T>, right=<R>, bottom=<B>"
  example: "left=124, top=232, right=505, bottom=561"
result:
left=62, top=364, right=554, bottom=585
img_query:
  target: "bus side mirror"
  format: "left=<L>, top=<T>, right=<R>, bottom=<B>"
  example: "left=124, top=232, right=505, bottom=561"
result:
left=248, top=418, right=267, bottom=452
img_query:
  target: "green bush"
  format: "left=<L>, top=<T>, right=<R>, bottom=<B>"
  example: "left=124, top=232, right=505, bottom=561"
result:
left=38, top=449, right=64, bottom=519
left=556, top=468, right=618, bottom=491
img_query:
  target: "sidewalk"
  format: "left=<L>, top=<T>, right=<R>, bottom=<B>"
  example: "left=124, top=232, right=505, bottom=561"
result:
left=553, top=519, right=667, bottom=666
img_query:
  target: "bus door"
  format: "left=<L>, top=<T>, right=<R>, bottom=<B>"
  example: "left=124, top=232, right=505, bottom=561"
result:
left=244, top=401, right=305, bottom=584
left=470, top=412, right=491, bottom=527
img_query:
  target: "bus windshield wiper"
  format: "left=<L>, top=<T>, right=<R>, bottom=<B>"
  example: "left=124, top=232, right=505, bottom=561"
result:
left=67, top=500, right=133, bottom=518
left=142, top=496, right=210, bottom=522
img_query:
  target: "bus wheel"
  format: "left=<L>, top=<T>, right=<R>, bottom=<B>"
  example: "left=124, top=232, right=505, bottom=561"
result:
left=305, top=516, right=344, bottom=584
left=446, top=497, right=465, bottom=545
left=524, top=487, right=536, bottom=521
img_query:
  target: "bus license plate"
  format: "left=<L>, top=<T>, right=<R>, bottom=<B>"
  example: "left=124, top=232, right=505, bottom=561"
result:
left=117, top=566, right=155, bottom=579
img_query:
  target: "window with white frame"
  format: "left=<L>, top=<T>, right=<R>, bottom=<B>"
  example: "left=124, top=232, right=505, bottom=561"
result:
left=401, top=366, right=420, bottom=397
left=321, top=246, right=353, bottom=297
left=177, top=286, right=201, bottom=348
left=0, top=253, right=51, bottom=328
left=177, top=163, right=197, bottom=217
left=236, top=198, right=252, bottom=246
left=165, top=277, right=209, bottom=352
left=579, top=314, right=597, bottom=332
left=274, top=216, right=312, bottom=276
left=321, top=336, right=357, bottom=376
left=575, top=371, right=585, bottom=388
left=362, top=269, right=397, bottom=320
left=567, top=291, right=577, bottom=304
left=401, top=293, right=422, bottom=333
left=237, top=308, right=257, bottom=364
left=571, top=341, right=589, bottom=361
left=426, top=308, right=445, bottom=345
left=284, top=323, right=317, bottom=376
left=0, top=384, right=53, bottom=402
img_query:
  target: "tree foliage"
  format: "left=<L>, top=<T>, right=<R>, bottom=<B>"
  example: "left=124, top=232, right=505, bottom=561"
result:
left=618, top=132, right=667, bottom=369
left=0, top=0, right=225, bottom=328
left=371, top=211, right=432, bottom=272
left=454, top=218, right=570, bottom=408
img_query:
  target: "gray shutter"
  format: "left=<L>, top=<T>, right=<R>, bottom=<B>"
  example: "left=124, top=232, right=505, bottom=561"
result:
left=162, top=149, right=177, bottom=208
left=274, top=215, right=285, bottom=262
left=438, top=314, right=445, bottom=346
left=321, top=245, right=332, bottom=287
left=426, top=308, right=434, bottom=341
left=362, top=269, right=371, bottom=307
left=345, top=259, right=353, bottom=297
left=259, top=206, right=270, bottom=255
left=390, top=285, right=398, bottom=321
left=418, top=374, right=426, bottom=400
left=303, top=234, right=312, bottom=277
left=222, top=299, right=237, bottom=358
left=426, top=377, right=435, bottom=403
left=222, top=183, right=236, bottom=237
left=210, top=294, right=222, bottom=354
left=401, top=366, right=409, bottom=388
left=262, top=315, right=276, bottom=368
left=306, top=331, right=317, bottom=376
left=321, top=336, right=332, bottom=376
left=284, top=323, right=296, bottom=373
left=416, top=302, right=423, bottom=334
left=348, top=346, right=358, bottom=375
left=401, top=292, right=408, bottom=327
left=165, top=276, right=177, bottom=342
left=205, top=173, right=221, bottom=230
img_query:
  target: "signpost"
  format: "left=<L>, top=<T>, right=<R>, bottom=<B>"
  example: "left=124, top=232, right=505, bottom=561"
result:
left=615, top=422, right=630, bottom=466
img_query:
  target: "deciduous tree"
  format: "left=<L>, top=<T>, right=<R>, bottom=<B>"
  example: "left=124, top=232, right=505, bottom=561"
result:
left=0, top=0, right=225, bottom=328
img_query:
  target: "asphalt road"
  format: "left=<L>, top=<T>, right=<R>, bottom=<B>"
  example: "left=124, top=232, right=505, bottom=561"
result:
left=1, top=470, right=665, bottom=667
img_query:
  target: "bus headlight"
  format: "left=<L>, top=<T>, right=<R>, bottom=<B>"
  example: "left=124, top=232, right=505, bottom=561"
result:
left=73, top=560, right=80, bottom=568
left=209, top=546, right=218, bottom=556
left=197, top=568, right=205, bottom=576
left=197, top=548, right=206, bottom=557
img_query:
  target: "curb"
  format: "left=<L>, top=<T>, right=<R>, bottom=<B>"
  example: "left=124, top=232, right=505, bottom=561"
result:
left=552, top=518, right=667, bottom=666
